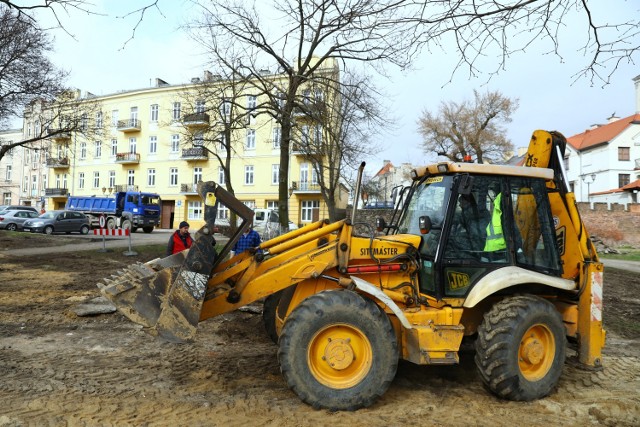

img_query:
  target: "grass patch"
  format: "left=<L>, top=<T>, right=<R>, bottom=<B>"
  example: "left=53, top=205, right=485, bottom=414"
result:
left=600, top=248, right=640, bottom=262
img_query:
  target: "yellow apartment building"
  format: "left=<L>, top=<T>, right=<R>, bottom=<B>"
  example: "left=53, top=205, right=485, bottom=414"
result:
left=23, top=62, right=349, bottom=230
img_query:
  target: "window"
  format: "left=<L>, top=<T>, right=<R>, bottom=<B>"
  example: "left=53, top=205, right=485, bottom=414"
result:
left=194, top=132, right=203, bottom=146
left=23, top=176, right=27, bottom=192
left=300, top=163, right=309, bottom=186
left=111, top=110, right=119, bottom=126
left=150, top=104, right=159, bottom=122
left=171, top=134, right=180, bottom=152
left=267, top=200, right=278, bottom=210
left=81, top=113, right=88, bottom=131
left=109, top=170, right=116, bottom=188
left=194, top=167, right=203, bottom=184
left=147, top=168, right=156, bottom=186
left=246, top=129, right=256, bottom=149
left=3, top=192, right=11, bottom=205
left=95, top=141, right=102, bottom=158
left=272, top=127, right=281, bottom=149
left=218, top=166, right=225, bottom=184
left=170, top=168, right=178, bottom=186
left=149, top=136, right=157, bottom=154
left=128, top=170, right=135, bottom=186
left=302, top=89, right=311, bottom=105
left=111, top=139, right=117, bottom=156
left=129, top=137, right=137, bottom=153
left=272, top=164, right=279, bottom=185
left=93, top=171, right=100, bottom=188
left=55, top=174, right=61, bottom=188
left=188, top=201, right=203, bottom=220
left=314, top=124, right=323, bottom=144
left=42, top=174, right=47, bottom=192
left=301, top=200, right=320, bottom=222
left=31, top=175, right=37, bottom=192
left=219, top=132, right=227, bottom=150
left=244, top=165, right=254, bottom=185
left=79, top=172, right=85, bottom=189
left=247, top=95, right=257, bottom=110
left=220, top=98, right=231, bottom=116
left=619, top=173, right=631, bottom=188
left=57, top=145, right=64, bottom=159
left=301, top=125, right=310, bottom=145
left=618, top=147, right=630, bottom=161
left=5, top=165, right=11, bottom=181
left=130, top=106, right=138, bottom=122
left=314, top=89, right=324, bottom=102
left=195, top=100, right=205, bottom=113
left=96, top=111, right=103, bottom=128
left=172, top=102, right=181, bottom=120
left=80, top=142, right=87, bottom=159
left=217, top=203, right=229, bottom=220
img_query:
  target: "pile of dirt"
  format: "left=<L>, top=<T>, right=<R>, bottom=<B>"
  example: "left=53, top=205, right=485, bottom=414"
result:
left=0, top=236, right=638, bottom=425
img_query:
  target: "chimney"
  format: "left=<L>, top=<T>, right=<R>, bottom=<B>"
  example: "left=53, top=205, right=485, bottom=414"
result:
left=634, top=74, right=640, bottom=113
left=203, top=70, right=213, bottom=81
left=155, top=78, right=169, bottom=87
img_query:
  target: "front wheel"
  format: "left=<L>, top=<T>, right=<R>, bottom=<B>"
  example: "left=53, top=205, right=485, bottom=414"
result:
left=121, top=219, right=131, bottom=231
left=278, top=290, right=398, bottom=411
left=43, top=225, right=54, bottom=235
left=142, top=226, right=154, bottom=233
left=475, top=294, right=566, bottom=401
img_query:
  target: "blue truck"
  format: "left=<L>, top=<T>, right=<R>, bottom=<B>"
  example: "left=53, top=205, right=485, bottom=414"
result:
left=65, top=191, right=161, bottom=233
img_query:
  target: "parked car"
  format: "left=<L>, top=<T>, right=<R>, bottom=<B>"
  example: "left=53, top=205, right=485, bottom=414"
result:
left=22, top=210, right=91, bottom=235
left=0, top=210, right=40, bottom=231
left=0, top=205, right=39, bottom=215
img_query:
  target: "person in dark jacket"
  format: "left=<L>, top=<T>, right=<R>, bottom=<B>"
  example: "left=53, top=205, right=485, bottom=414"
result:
left=167, top=221, right=193, bottom=255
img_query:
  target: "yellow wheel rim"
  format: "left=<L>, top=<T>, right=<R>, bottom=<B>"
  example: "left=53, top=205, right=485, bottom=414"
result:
left=519, top=323, right=556, bottom=381
left=307, top=323, right=373, bottom=389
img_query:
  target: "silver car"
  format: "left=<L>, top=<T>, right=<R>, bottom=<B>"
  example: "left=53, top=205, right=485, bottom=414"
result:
left=0, top=210, right=40, bottom=231
left=22, top=210, right=91, bottom=235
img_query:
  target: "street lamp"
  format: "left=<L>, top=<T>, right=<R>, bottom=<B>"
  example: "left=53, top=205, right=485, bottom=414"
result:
left=582, top=173, right=596, bottom=203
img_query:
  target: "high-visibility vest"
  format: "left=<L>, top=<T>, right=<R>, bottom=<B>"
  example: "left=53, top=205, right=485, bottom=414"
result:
left=484, top=193, right=506, bottom=251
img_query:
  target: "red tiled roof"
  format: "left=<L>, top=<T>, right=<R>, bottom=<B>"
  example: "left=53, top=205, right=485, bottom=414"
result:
left=621, top=179, right=640, bottom=191
left=374, top=162, right=394, bottom=177
left=566, top=114, right=640, bottom=151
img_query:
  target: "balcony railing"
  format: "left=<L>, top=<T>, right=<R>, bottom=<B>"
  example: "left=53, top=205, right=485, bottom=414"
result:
left=45, top=188, right=68, bottom=196
left=180, top=183, right=199, bottom=194
left=46, top=128, right=71, bottom=141
left=182, top=112, right=210, bottom=127
left=115, top=152, right=140, bottom=164
left=293, top=101, right=326, bottom=120
left=181, top=146, right=209, bottom=160
left=116, top=119, right=141, bottom=132
left=291, top=181, right=321, bottom=192
left=46, top=157, right=70, bottom=168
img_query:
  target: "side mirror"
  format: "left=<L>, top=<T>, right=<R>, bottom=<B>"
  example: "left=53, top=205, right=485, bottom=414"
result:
left=376, top=217, right=386, bottom=232
left=418, top=215, right=432, bottom=235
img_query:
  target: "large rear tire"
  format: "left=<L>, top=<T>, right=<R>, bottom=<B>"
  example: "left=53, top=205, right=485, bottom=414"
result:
left=262, top=290, right=283, bottom=344
left=475, top=294, right=566, bottom=401
left=121, top=219, right=131, bottom=231
left=278, top=290, right=398, bottom=411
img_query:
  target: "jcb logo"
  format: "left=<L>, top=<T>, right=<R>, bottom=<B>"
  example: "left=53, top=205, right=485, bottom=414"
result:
left=556, top=226, right=566, bottom=256
left=448, top=271, right=470, bottom=290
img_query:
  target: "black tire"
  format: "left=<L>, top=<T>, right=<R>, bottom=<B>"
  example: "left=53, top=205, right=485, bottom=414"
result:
left=44, top=225, right=54, bottom=235
left=6, top=223, right=17, bottom=231
left=278, top=290, right=398, bottom=411
left=475, top=294, right=566, bottom=401
left=263, top=290, right=283, bottom=344
left=142, top=226, right=154, bottom=233
left=80, top=224, right=90, bottom=235
left=131, top=226, right=138, bottom=233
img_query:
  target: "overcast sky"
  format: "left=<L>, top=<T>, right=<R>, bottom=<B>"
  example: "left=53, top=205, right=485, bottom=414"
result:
left=39, top=1, right=640, bottom=172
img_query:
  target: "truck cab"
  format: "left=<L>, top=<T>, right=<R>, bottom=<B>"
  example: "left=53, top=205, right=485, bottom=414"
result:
left=116, top=192, right=161, bottom=233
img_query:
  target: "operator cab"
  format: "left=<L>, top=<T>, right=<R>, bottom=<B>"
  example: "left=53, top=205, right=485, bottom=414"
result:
left=391, top=171, right=562, bottom=301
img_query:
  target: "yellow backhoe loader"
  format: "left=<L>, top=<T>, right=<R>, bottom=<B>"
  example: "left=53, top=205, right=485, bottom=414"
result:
left=99, top=130, right=605, bottom=411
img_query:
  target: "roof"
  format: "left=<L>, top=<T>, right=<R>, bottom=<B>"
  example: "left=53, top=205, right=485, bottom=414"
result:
left=566, top=114, right=640, bottom=151
left=374, top=162, right=394, bottom=177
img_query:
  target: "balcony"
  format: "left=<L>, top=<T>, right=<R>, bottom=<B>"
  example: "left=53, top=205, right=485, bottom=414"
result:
left=46, top=157, right=70, bottom=169
left=181, top=146, right=209, bottom=161
left=182, top=112, right=210, bottom=127
left=290, top=181, right=321, bottom=193
left=115, top=152, right=140, bottom=164
left=114, top=184, right=139, bottom=192
left=180, top=183, right=199, bottom=194
left=117, top=119, right=141, bottom=132
left=46, top=128, right=71, bottom=141
left=294, top=101, right=326, bottom=121
left=45, top=188, right=68, bottom=197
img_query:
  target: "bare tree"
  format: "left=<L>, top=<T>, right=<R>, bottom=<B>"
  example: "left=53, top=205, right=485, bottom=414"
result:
left=293, top=71, right=389, bottom=221
left=187, top=0, right=415, bottom=228
left=417, top=90, right=518, bottom=164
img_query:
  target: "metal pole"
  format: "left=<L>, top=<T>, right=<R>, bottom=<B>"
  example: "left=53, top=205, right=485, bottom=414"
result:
left=351, top=162, right=366, bottom=223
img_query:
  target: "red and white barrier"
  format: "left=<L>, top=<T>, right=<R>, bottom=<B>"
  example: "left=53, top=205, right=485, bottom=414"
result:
left=93, top=228, right=130, bottom=236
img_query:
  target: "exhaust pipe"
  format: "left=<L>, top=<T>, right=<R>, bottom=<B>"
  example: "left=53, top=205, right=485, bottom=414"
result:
left=351, top=162, right=366, bottom=223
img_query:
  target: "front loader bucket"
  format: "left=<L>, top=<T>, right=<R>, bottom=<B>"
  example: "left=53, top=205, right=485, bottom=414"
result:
left=96, top=181, right=255, bottom=343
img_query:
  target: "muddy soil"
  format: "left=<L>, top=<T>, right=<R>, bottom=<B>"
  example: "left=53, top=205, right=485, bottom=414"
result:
left=0, top=233, right=638, bottom=426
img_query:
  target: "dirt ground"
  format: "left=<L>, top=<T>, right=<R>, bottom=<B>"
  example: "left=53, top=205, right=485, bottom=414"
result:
left=0, top=234, right=638, bottom=426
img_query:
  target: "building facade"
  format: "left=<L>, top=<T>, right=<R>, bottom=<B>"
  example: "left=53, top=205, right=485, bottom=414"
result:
left=22, top=61, right=346, bottom=229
